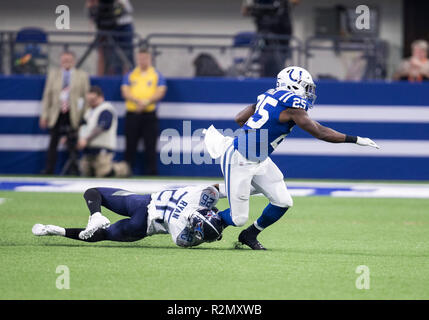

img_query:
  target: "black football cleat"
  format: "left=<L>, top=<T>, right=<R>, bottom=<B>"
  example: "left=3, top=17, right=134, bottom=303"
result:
left=238, top=229, right=267, bottom=250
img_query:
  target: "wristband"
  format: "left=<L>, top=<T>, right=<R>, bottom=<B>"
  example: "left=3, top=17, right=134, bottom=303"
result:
left=345, top=135, right=358, bottom=143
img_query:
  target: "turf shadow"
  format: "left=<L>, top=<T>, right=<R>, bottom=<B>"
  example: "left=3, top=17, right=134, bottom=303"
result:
left=282, top=247, right=429, bottom=258
left=36, top=241, right=238, bottom=251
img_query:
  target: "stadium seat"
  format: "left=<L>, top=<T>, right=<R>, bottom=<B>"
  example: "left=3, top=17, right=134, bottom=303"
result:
left=233, top=32, right=256, bottom=47
left=231, top=32, right=260, bottom=77
left=12, top=27, right=49, bottom=75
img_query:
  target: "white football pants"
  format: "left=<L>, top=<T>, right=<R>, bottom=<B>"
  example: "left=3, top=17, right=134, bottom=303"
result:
left=219, top=142, right=293, bottom=227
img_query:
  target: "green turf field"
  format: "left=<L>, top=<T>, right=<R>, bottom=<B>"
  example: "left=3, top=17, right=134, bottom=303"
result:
left=1, top=191, right=429, bottom=299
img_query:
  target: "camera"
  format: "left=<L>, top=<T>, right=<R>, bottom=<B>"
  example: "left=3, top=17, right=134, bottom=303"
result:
left=89, top=0, right=118, bottom=31
left=243, top=0, right=290, bottom=34
left=244, top=0, right=281, bottom=18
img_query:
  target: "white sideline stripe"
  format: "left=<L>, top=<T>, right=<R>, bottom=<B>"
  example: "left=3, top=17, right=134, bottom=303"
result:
left=332, top=189, right=429, bottom=198
left=1, top=135, right=429, bottom=157
left=288, top=189, right=316, bottom=196
left=4, top=176, right=428, bottom=188
left=0, top=198, right=6, bottom=205
left=12, top=178, right=214, bottom=194
left=2, top=177, right=429, bottom=198
left=2, top=100, right=429, bottom=123
left=273, top=139, right=429, bottom=157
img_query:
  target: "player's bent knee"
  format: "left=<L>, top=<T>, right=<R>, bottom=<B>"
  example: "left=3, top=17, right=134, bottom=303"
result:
left=230, top=201, right=249, bottom=226
left=271, top=194, right=293, bottom=208
left=83, top=188, right=100, bottom=200
left=232, top=214, right=248, bottom=227
left=285, top=196, right=293, bottom=208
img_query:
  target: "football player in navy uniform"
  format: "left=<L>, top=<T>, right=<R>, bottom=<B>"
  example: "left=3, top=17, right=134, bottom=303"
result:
left=204, top=66, right=380, bottom=250
left=32, top=184, right=224, bottom=247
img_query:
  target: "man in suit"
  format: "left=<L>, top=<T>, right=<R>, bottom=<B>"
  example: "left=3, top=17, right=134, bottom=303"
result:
left=39, top=51, right=90, bottom=174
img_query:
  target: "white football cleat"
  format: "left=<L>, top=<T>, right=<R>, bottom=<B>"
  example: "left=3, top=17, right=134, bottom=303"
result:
left=79, top=212, right=110, bottom=240
left=32, top=224, right=64, bottom=236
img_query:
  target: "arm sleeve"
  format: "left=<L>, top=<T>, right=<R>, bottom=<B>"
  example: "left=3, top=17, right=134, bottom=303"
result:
left=41, top=71, right=52, bottom=119
left=156, top=70, right=167, bottom=87
left=198, top=185, right=219, bottom=209
left=122, top=72, right=131, bottom=86
left=80, top=72, right=91, bottom=118
left=97, top=110, right=113, bottom=130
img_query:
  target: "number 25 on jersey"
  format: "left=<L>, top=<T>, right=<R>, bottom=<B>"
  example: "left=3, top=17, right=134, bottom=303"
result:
left=246, top=94, right=278, bottom=129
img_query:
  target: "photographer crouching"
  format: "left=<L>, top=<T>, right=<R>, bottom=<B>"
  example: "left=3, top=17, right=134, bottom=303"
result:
left=77, top=86, right=129, bottom=177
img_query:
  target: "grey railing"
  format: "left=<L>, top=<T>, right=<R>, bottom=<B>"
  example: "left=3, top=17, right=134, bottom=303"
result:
left=0, top=29, right=388, bottom=79
left=0, top=29, right=142, bottom=75
left=144, top=32, right=303, bottom=78
left=304, top=35, right=388, bottom=80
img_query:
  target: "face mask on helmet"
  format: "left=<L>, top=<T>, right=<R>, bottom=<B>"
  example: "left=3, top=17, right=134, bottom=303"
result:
left=189, top=210, right=223, bottom=243
left=300, top=80, right=317, bottom=108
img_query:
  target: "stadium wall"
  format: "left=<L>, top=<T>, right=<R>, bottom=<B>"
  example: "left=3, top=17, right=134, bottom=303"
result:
left=0, top=75, right=429, bottom=180
left=0, top=0, right=403, bottom=78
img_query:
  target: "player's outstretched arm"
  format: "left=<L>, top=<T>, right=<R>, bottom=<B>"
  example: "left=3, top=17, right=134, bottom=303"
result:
left=286, top=108, right=380, bottom=148
left=235, top=103, right=256, bottom=127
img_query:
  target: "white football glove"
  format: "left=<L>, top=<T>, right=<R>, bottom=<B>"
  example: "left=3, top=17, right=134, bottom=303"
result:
left=356, top=136, right=380, bottom=149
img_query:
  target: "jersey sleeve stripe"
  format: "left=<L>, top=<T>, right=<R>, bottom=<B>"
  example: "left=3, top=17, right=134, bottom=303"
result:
left=278, top=92, right=291, bottom=101
left=282, top=93, right=295, bottom=103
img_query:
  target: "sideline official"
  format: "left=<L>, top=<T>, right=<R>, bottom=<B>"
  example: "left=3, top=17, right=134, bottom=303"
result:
left=121, top=48, right=167, bottom=175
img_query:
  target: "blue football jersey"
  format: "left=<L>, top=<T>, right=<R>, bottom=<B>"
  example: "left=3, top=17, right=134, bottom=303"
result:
left=233, top=88, right=309, bottom=161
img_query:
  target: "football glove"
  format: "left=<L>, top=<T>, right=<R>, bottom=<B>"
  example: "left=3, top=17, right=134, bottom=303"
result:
left=356, top=136, right=380, bottom=149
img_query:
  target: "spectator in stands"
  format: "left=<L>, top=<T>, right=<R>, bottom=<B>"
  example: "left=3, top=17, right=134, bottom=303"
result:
left=86, top=0, right=135, bottom=75
left=77, top=86, right=128, bottom=177
left=393, top=39, right=429, bottom=82
left=113, top=0, right=135, bottom=73
left=242, top=0, right=301, bottom=77
left=40, top=51, right=90, bottom=175
left=121, top=48, right=167, bottom=175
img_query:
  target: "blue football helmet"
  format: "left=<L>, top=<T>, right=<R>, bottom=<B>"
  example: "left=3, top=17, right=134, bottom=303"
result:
left=189, top=208, right=224, bottom=243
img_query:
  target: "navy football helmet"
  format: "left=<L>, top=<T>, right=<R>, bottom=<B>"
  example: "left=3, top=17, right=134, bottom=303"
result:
left=189, top=208, right=224, bottom=242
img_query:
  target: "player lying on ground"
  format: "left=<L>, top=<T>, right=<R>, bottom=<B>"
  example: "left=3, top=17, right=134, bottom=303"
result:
left=204, top=66, right=380, bottom=250
left=32, top=184, right=224, bottom=247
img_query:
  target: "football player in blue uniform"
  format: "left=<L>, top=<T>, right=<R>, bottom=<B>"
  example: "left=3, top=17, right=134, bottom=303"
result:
left=204, top=66, right=379, bottom=250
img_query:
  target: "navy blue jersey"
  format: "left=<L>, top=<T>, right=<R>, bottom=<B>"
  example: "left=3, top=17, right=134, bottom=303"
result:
left=233, top=88, right=309, bottom=161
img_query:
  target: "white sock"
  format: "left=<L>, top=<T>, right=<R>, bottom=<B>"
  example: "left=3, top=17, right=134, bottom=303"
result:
left=47, top=225, right=66, bottom=236
left=253, top=221, right=264, bottom=231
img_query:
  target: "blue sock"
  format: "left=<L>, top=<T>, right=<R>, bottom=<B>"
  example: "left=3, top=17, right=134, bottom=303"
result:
left=256, top=203, right=289, bottom=229
left=218, top=208, right=236, bottom=227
